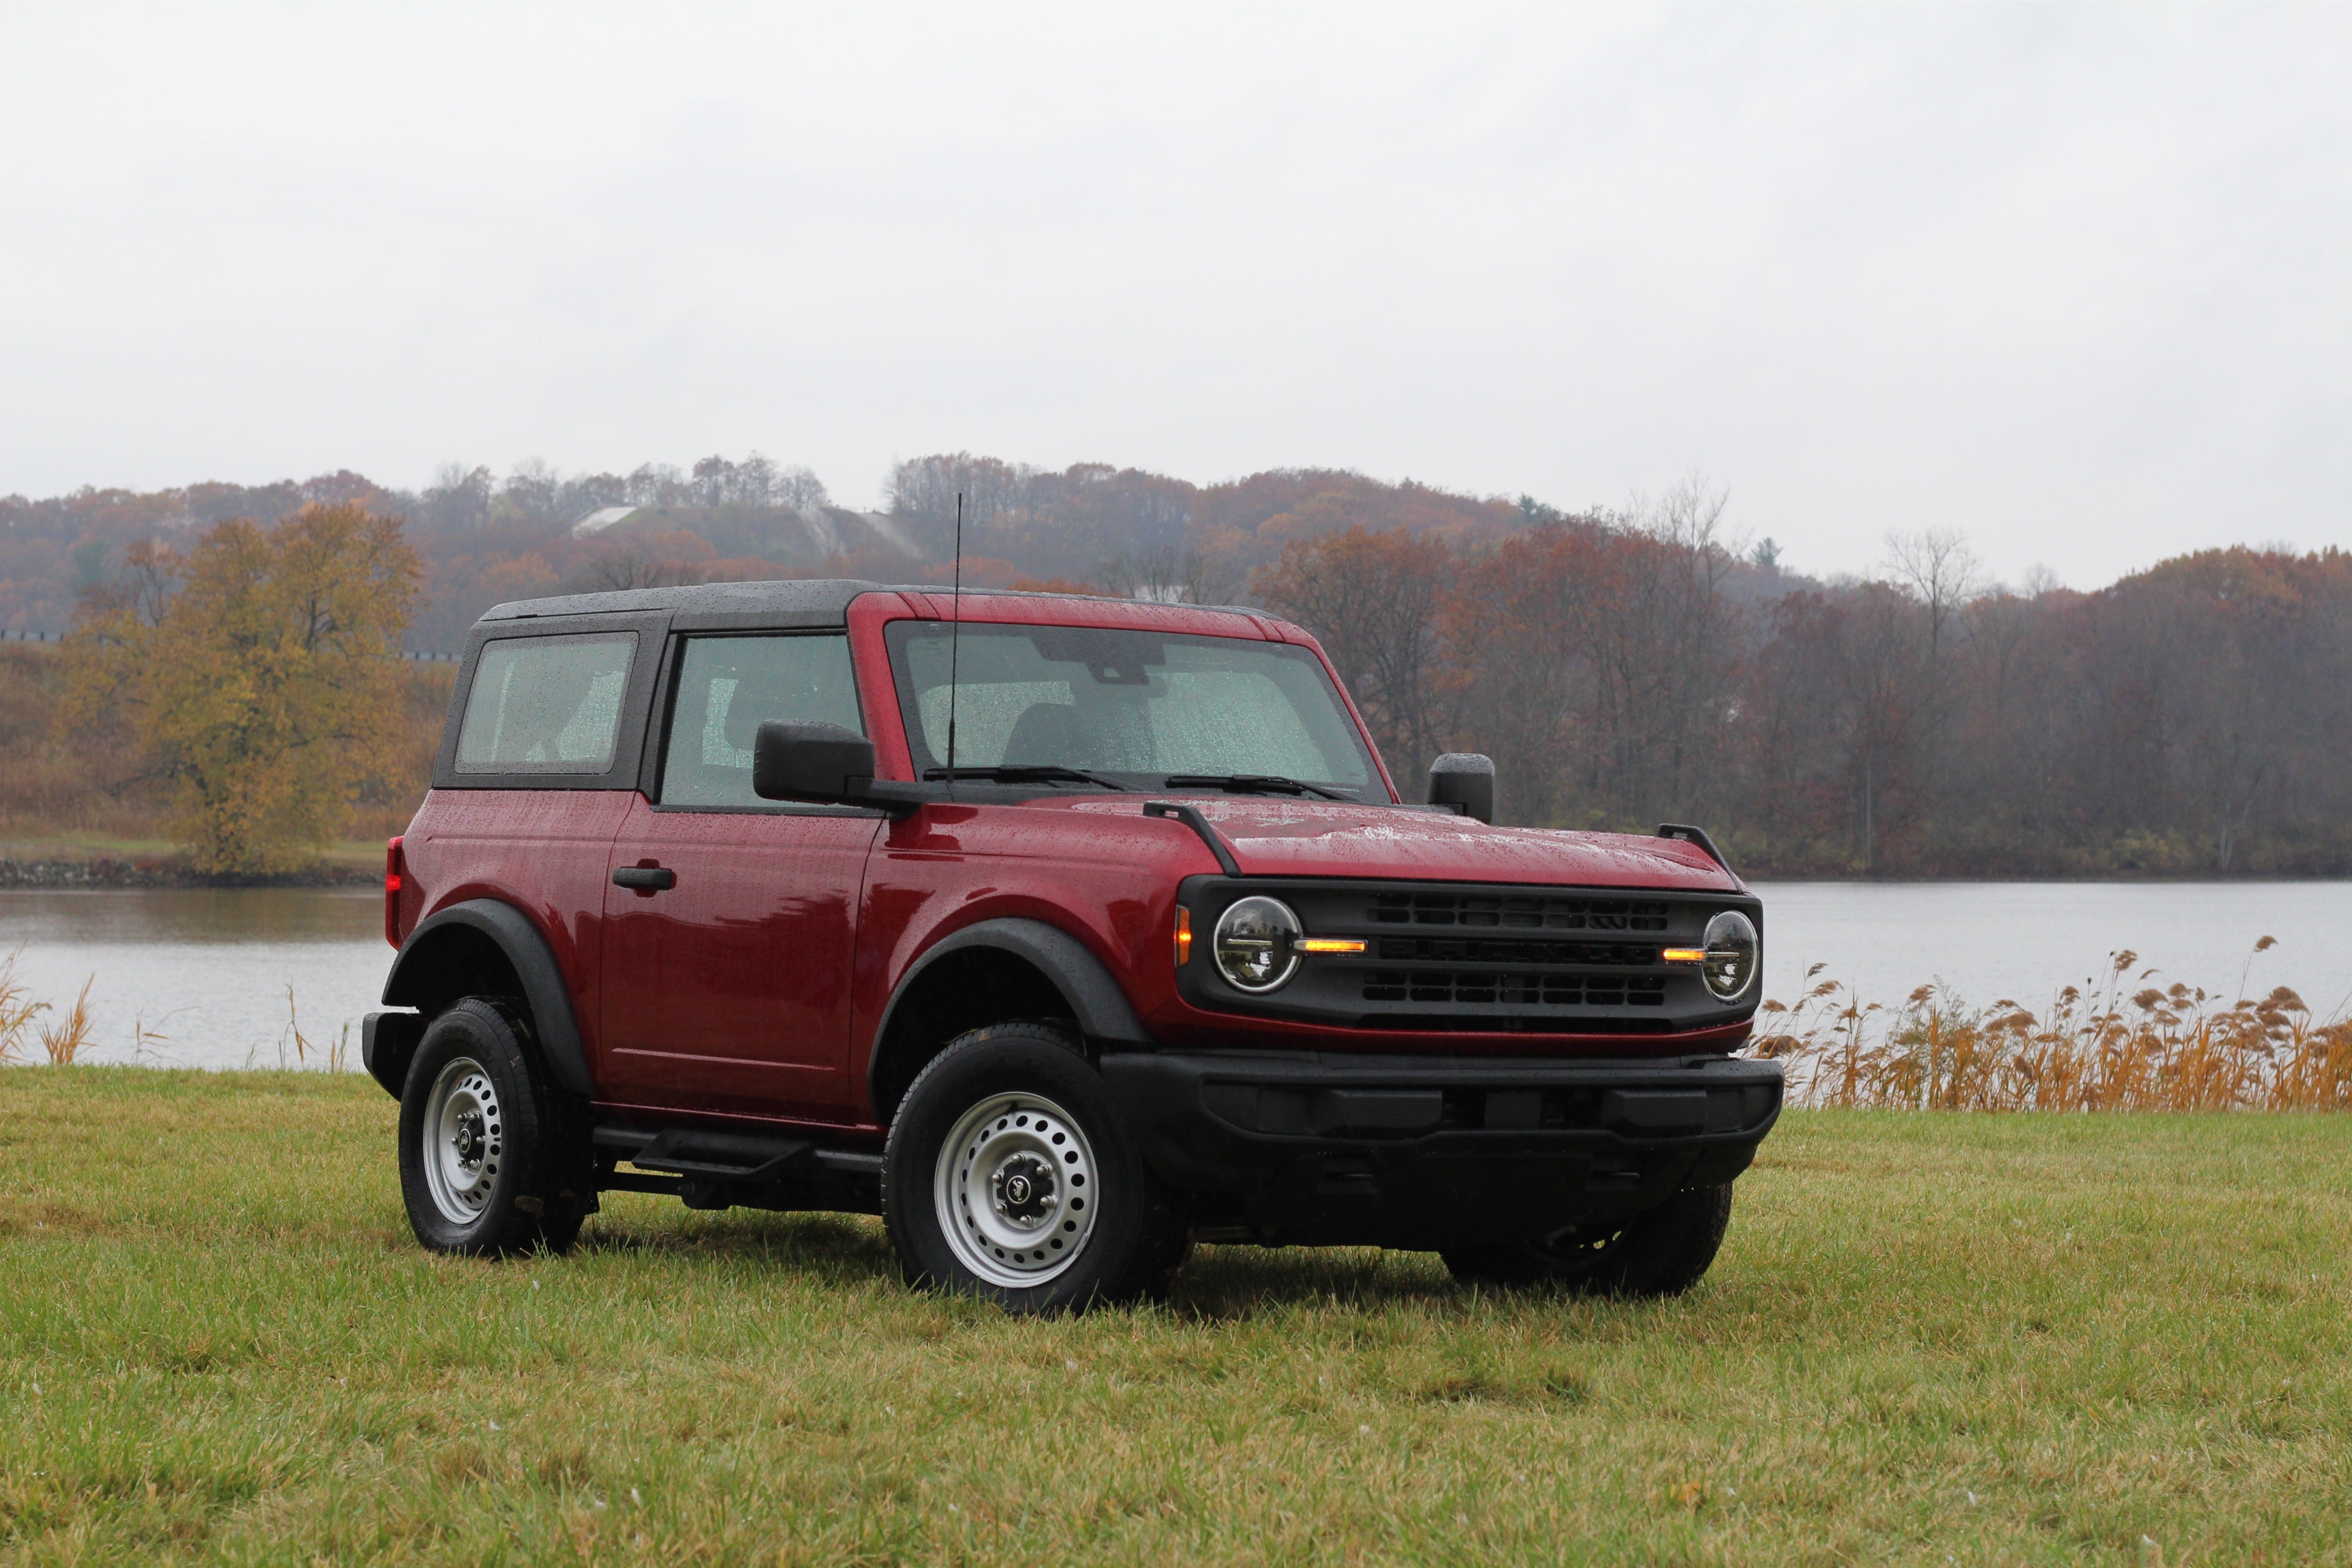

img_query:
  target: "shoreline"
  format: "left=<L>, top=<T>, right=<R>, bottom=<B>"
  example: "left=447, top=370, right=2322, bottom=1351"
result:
left=0, top=858, right=378, bottom=890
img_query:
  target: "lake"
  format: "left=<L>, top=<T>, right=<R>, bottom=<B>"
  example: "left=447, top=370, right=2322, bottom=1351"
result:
left=2, top=882, right=2346, bottom=1072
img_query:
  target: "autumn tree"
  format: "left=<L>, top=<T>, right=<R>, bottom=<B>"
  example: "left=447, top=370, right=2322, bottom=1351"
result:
left=1585, top=482, right=1743, bottom=823
left=1444, top=519, right=1615, bottom=825
left=1254, top=526, right=1455, bottom=778
left=66, top=503, right=423, bottom=873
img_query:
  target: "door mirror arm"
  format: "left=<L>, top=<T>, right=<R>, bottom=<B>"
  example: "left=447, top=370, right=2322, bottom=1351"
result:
left=848, top=779, right=932, bottom=817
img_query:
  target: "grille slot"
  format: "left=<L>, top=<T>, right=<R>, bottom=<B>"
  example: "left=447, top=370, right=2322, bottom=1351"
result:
left=1362, top=971, right=1669, bottom=1008
left=1376, top=936, right=1657, bottom=968
left=1369, top=892, right=1670, bottom=932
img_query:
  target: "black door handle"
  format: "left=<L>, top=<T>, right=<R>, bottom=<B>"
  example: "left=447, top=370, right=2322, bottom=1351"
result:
left=612, top=865, right=676, bottom=891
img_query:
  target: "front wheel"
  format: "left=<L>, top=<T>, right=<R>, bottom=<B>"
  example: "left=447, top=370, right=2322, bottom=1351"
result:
left=398, top=997, right=590, bottom=1257
left=883, top=1023, right=1189, bottom=1314
left=1443, top=1183, right=1735, bottom=1298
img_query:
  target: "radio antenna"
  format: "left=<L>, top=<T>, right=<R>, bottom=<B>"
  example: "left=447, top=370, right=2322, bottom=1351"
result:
left=945, top=491, right=964, bottom=796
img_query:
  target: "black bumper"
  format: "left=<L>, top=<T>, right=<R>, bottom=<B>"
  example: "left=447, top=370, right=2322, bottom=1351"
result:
left=1099, top=1050, right=1782, bottom=1250
left=361, top=1010, right=424, bottom=1100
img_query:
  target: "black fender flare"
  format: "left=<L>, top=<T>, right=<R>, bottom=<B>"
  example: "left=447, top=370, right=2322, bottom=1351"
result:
left=867, top=916, right=1153, bottom=1108
left=381, top=898, right=595, bottom=1098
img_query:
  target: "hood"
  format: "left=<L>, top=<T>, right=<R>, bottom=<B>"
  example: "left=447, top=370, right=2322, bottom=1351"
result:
left=1059, top=798, right=1740, bottom=892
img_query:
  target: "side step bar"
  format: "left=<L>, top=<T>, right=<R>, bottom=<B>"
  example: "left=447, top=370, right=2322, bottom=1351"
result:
left=608, top=1126, right=815, bottom=1183
left=592, top=1126, right=885, bottom=1213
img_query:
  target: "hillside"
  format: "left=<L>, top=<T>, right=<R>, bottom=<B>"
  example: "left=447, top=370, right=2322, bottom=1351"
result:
left=1, top=454, right=1617, bottom=653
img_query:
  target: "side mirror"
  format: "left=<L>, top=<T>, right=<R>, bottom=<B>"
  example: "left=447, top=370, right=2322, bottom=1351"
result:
left=1427, top=753, right=1495, bottom=824
left=753, top=722, right=878, bottom=804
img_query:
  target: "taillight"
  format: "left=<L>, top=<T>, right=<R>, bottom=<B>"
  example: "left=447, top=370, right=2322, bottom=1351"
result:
left=1174, top=905, right=1193, bottom=968
left=384, top=836, right=406, bottom=949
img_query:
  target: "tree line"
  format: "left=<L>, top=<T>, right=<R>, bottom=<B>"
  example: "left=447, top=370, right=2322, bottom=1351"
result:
left=7, top=451, right=2345, bottom=875
left=1254, top=493, right=2352, bottom=876
left=407, top=453, right=831, bottom=534
left=1, top=453, right=1542, bottom=651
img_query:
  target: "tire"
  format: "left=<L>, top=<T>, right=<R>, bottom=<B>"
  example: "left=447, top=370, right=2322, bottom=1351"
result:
left=398, top=997, right=593, bottom=1257
left=1443, top=1183, right=1735, bottom=1298
left=883, top=1022, right=1189, bottom=1314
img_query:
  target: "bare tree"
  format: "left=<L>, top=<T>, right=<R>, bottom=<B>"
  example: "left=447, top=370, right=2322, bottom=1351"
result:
left=1598, top=476, right=1742, bottom=819
left=1100, top=546, right=1242, bottom=606
left=569, top=549, right=704, bottom=593
left=502, top=457, right=562, bottom=520
left=1255, top=528, right=1454, bottom=778
left=1886, top=528, right=1984, bottom=662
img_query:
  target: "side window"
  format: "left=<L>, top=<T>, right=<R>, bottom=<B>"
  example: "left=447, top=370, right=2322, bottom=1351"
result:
left=455, top=633, right=637, bottom=773
left=660, top=634, right=863, bottom=807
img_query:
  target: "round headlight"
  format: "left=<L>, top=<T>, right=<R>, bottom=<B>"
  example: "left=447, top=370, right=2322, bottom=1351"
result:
left=1700, top=910, right=1759, bottom=1001
left=1213, top=896, right=1303, bottom=992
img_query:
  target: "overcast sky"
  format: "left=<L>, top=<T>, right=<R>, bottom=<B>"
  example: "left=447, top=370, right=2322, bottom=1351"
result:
left=2, top=3, right=2346, bottom=588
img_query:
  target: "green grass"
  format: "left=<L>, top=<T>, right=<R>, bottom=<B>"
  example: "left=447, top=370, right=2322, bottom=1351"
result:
left=2, top=1072, right=2348, bottom=1565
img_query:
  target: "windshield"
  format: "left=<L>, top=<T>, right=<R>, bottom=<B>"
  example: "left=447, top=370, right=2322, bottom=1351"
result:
left=885, top=620, right=1384, bottom=798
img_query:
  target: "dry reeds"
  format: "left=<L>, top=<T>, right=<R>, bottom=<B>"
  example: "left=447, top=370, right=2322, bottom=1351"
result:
left=0, top=953, right=104, bottom=1067
left=1755, top=940, right=2352, bottom=1112
left=36, top=976, right=97, bottom=1066
left=0, top=946, right=45, bottom=1065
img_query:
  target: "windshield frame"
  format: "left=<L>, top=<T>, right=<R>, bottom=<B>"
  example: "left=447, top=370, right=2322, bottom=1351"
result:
left=877, top=610, right=1397, bottom=804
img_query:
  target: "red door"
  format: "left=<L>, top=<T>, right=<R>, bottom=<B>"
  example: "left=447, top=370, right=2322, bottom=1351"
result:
left=597, top=631, right=883, bottom=1119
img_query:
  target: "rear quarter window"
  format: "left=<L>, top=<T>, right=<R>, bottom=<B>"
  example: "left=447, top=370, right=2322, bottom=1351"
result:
left=455, top=632, right=638, bottom=773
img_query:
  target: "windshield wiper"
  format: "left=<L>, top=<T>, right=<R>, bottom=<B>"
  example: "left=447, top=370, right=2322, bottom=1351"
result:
left=1161, top=773, right=1352, bottom=801
left=924, top=764, right=1133, bottom=791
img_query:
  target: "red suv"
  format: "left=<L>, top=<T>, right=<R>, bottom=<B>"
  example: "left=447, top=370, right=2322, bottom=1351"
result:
left=367, top=581, right=1778, bottom=1312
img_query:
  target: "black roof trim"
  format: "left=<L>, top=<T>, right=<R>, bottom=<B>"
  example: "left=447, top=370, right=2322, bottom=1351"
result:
left=479, top=579, right=1268, bottom=629
left=480, top=579, right=885, bottom=623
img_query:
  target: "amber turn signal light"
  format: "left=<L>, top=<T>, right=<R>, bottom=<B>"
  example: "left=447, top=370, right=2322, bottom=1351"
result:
left=1662, top=947, right=1706, bottom=963
left=1174, top=906, right=1193, bottom=967
left=1297, top=938, right=1367, bottom=954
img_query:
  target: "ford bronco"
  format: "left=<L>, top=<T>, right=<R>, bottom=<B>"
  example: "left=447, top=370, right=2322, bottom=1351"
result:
left=366, top=581, right=1779, bottom=1312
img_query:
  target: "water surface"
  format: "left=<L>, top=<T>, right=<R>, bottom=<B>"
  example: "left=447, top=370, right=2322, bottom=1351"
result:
left=2, top=881, right=2345, bottom=1072
left=1752, top=881, right=2352, bottom=1023
left=0, top=889, right=386, bottom=1072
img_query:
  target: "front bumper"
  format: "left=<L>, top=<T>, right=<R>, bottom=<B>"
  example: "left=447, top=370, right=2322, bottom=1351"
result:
left=1099, top=1050, right=1782, bottom=1249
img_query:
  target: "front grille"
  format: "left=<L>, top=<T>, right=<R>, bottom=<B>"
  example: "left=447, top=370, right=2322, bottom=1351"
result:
left=1363, top=971, right=1669, bottom=1007
left=1178, top=874, right=1759, bottom=1035
left=1370, top=891, right=1670, bottom=932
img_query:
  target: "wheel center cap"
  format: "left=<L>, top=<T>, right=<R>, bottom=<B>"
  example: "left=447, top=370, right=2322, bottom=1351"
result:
left=453, top=1113, right=484, bottom=1167
left=991, top=1153, right=1056, bottom=1228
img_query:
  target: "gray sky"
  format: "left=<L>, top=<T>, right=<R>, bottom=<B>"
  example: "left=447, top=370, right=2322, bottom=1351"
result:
left=2, top=3, right=2346, bottom=588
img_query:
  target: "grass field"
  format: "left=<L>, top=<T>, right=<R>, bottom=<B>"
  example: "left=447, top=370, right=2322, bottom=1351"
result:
left=2, top=1071, right=2348, bottom=1565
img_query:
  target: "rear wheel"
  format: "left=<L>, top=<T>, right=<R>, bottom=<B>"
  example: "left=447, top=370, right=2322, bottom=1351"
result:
left=1442, top=1183, right=1735, bottom=1298
left=883, top=1022, right=1189, bottom=1314
left=398, top=997, right=591, bottom=1257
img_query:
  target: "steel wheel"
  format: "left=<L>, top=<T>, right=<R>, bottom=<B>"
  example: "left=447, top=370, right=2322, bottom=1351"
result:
left=933, top=1090, right=1099, bottom=1288
left=421, top=1055, right=504, bottom=1224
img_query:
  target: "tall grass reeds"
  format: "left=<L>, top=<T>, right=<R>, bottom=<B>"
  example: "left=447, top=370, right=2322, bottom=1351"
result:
left=0, top=945, right=44, bottom=1064
left=281, top=982, right=311, bottom=1067
left=1754, top=939, right=2352, bottom=1111
left=35, top=976, right=96, bottom=1065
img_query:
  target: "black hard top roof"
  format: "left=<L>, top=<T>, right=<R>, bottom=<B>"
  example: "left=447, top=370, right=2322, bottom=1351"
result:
left=477, top=579, right=1262, bottom=630
left=479, top=579, right=885, bottom=623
